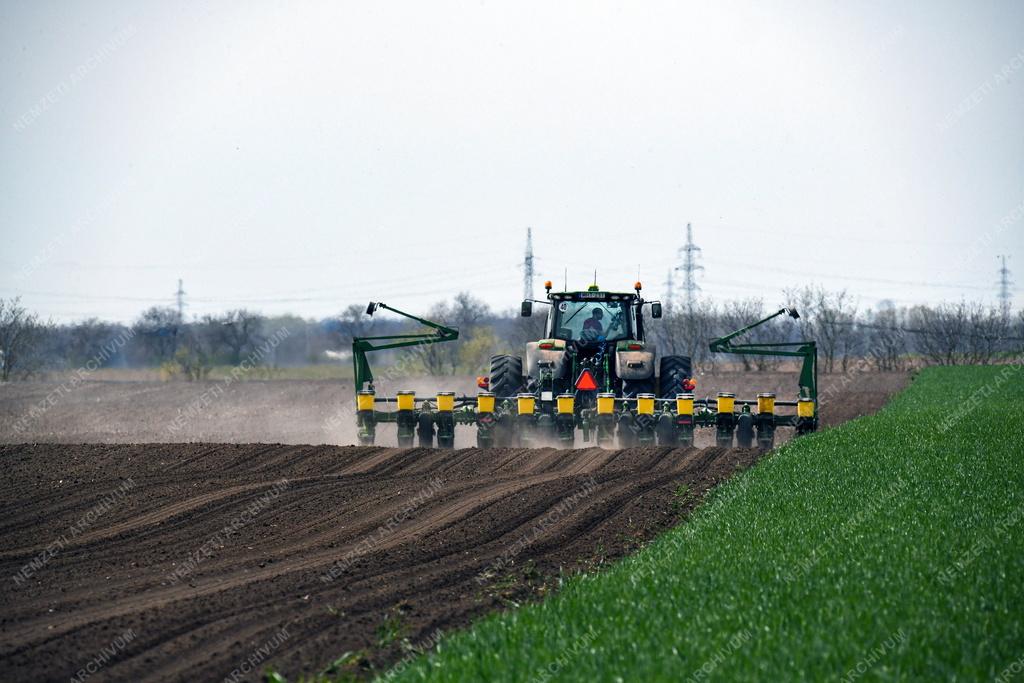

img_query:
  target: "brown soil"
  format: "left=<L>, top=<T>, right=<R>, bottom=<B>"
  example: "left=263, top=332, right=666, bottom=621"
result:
left=2, top=443, right=758, bottom=682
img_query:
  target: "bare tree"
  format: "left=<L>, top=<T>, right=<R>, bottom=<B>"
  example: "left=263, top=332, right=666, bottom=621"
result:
left=216, top=309, right=265, bottom=364
left=67, top=318, right=123, bottom=367
left=911, top=303, right=971, bottom=365
left=815, top=288, right=857, bottom=374
left=653, top=298, right=718, bottom=370
left=418, top=300, right=455, bottom=374
left=450, top=292, right=491, bottom=331
left=0, top=298, right=45, bottom=380
left=784, top=286, right=818, bottom=345
left=834, top=298, right=861, bottom=373
left=864, top=307, right=908, bottom=371
left=172, top=322, right=216, bottom=380
left=324, top=304, right=375, bottom=352
left=133, top=306, right=180, bottom=363
left=963, top=303, right=1008, bottom=365
left=1016, top=310, right=1024, bottom=359
left=416, top=293, right=493, bottom=375
left=785, top=286, right=857, bottom=373
left=500, top=307, right=546, bottom=352
left=718, top=299, right=766, bottom=371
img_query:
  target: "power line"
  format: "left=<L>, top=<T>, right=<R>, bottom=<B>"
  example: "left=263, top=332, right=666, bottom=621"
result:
left=706, top=222, right=981, bottom=250
left=7, top=263, right=506, bottom=305
left=9, top=290, right=176, bottom=302
left=675, top=222, right=703, bottom=314
left=835, top=319, right=1024, bottom=343
left=175, top=278, right=186, bottom=321
left=523, top=227, right=534, bottom=301
left=699, top=257, right=1002, bottom=292
left=542, top=251, right=1017, bottom=295
left=998, top=255, right=1013, bottom=315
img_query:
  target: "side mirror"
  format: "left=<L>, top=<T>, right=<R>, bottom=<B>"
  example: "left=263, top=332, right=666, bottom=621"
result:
left=787, top=308, right=800, bottom=319
left=521, top=300, right=533, bottom=317
left=366, top=302, right=378, bottom=316
left=651, top=302, right=663, bottom=319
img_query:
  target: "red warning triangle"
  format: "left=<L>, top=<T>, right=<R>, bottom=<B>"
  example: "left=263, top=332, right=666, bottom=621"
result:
left=575, top=369, right=599, bottom=391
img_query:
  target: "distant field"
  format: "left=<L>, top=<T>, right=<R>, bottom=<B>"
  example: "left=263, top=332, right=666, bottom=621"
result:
left=62, top=364, right=357, bottom=382
left=384, top=365, right=1024, bottom=681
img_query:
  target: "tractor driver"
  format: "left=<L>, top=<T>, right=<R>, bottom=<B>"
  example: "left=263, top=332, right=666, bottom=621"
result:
left=582, top=308, right=605, bottom=337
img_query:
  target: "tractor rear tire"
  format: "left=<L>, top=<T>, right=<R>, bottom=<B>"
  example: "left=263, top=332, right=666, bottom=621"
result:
left=736, top=413, right=755, bottom=448
left=417, top=413, right=435, bottom=448
left=490, top=355, right=524, bottom=398
left=658, top=355, right=693, bottom=399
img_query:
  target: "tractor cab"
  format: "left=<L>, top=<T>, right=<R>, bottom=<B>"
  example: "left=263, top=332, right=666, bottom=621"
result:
left=548, top=294, right=636, bottom=344
left=522, top=283, right=661, bottom=347
left=518, top=282, right=664, bottom=399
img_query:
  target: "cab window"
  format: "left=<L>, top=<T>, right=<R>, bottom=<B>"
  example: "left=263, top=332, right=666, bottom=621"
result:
left=550, top=300, right=629, bottom=342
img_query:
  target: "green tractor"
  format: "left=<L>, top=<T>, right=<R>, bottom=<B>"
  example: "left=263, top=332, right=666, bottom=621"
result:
left=490, top=280, right=693, bottom=432
left=505, top=281, right=691, bottom=399
left=352, top=281, right=818, bottom=449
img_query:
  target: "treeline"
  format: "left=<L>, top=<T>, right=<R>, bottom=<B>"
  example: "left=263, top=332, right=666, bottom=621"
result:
left=0, top=287, right=1021, bottom=381
left=0, top=300, right=363, bottom=380
left=654, top=287, right=1024, bottom=373
left=0, top=295, right=540, bottom=381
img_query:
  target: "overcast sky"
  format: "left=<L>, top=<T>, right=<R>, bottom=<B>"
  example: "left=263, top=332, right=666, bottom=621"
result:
left=2, top=0, right=1022, bottom=323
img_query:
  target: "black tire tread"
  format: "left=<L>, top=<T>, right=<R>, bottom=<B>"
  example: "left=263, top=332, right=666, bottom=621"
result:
left=658, top=355, right=693, bottom=399
left=489, top=354, right=524, bottom=398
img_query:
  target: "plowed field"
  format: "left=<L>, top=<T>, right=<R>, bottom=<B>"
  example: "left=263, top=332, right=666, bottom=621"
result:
left=1, top=443, right=759, bottom=682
